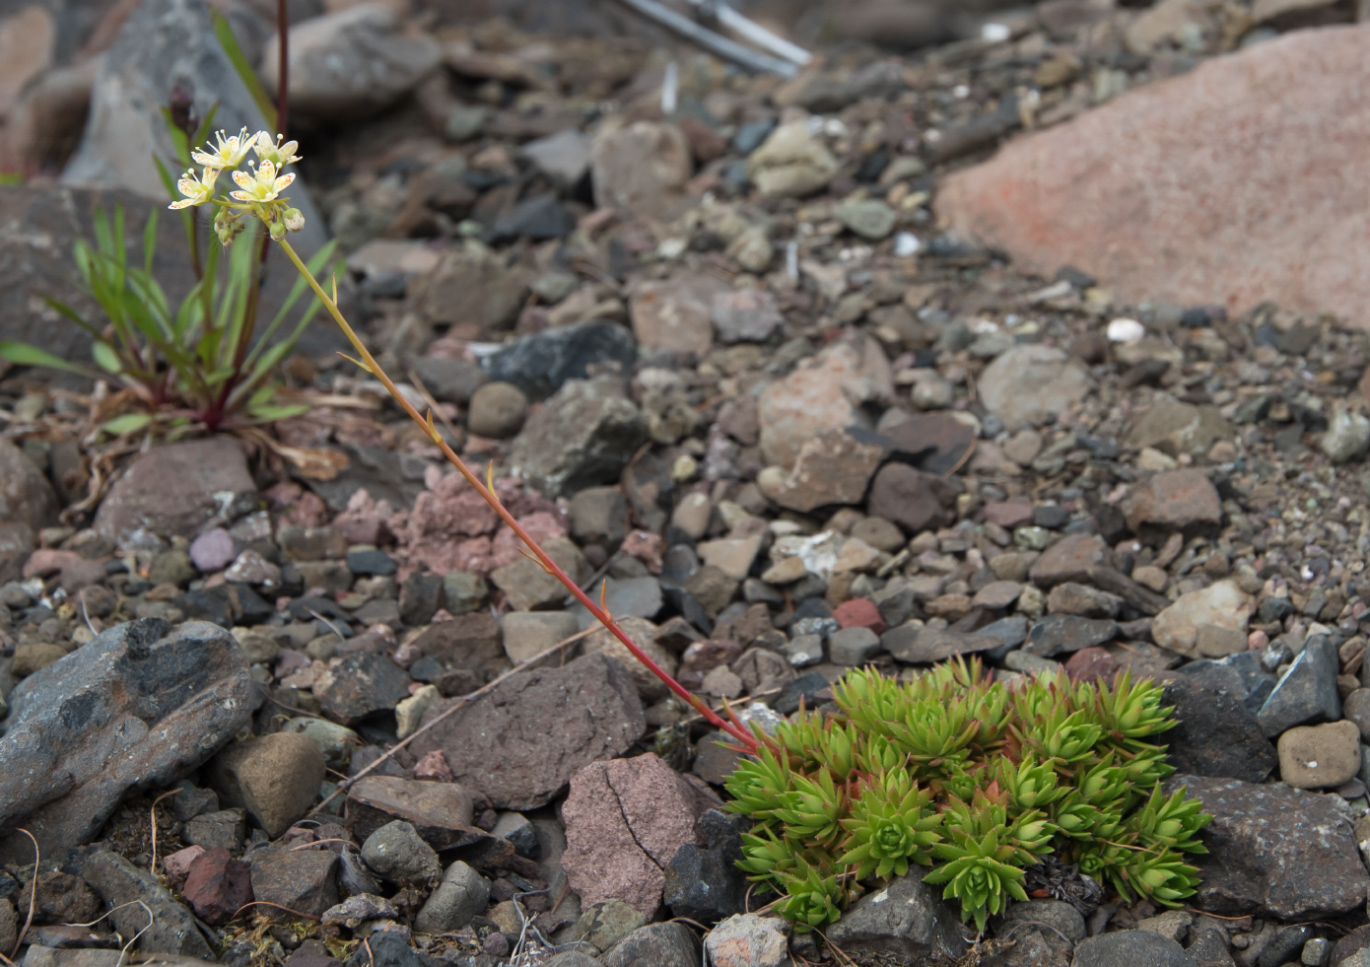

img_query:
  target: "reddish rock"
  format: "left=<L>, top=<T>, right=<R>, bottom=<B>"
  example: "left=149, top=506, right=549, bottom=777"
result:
left=182, top=847, right=252, bottom=926
left=762, top=429, right=886, bottom=513
left=936, top=24, right=1370, bottom=326
left=982, top=500, right=1035, bottom=529
left=561, top=753, right=711, bottom=917
left=249, top=849, right=340, bottom=920
left=1064, top=646, right=1119, bottom=684
left=833, top=598, right=887, bottom=635
left=591, top=121, right=693, bottom=220
left=758, top=332, right=892, bottom=469
left=345, top=776, right=476, bottom=848
left=413, top=750, right=454, bottom=781
left=631, top=274, right=726, bottom=356
left=1121, top=469, right=1223, bottom=534
left=678, top=639, right=744, bottom=691
left=22, top=548, right=81, bottom=579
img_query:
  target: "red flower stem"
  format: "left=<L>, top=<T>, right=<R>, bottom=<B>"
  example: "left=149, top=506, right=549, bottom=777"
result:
left=275, top=240, right=759, bottom=753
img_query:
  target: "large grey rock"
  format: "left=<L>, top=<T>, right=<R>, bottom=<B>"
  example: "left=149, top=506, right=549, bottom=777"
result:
left=407, top=653, right=646, bottom=810
left=824, top=870, right=964, bottom=962
left=509, top=376, right=647, bottom=497
left=260, top=4, right=439, bottom=122
left=62, top=0, right=325, bottom=251
left=360, top=820, right=442, bottom=883
left=1168, top=774, right=1370, bottom=918
left=0, top=619, right=253, bottom=863
left=93, top=437, right=257, bottom=547
left=0, top=437, right=58, bottom=552
left=1257, top=635, right=1341, bottom=737
left=80, top=849, right=213, bottom=957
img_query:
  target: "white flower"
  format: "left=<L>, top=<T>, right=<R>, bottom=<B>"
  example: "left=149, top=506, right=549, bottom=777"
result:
left=191, top=128, right=258, bottom=169
left=230, top=158, right=295, bottom=204
left=252, top=132, right=302, bottom=168
left=168, top=166, right=220, bottom=209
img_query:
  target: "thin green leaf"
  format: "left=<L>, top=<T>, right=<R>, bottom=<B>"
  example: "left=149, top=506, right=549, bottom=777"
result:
left=142, top=207, right=159, bottom=276
left=161, top=107, right=192, bottom=167
left=0, top=341, right=96, bottom=376
left=37, top=296, right=103, bottom=341
left=212, top=11, right=276, bottom=130
left=246, top=402, right=310, bottom=422
left=92, top=341, right=123, bottom=374
left=103, top=413, right=154, bottom=435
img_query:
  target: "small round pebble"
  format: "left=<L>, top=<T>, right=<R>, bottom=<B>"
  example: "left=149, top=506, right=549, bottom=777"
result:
left=468, top=382, right=529, bottom=439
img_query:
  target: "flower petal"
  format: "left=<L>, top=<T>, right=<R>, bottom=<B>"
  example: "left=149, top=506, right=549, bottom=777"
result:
left=231, top=169, right=255, bottom=190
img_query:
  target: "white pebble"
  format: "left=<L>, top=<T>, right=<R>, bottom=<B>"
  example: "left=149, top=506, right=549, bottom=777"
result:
left=981, top=22, right=1011, bottom=42
left=894, top=232, right=921, bottom=257
left=1107, top=318, right=1146, bottom=342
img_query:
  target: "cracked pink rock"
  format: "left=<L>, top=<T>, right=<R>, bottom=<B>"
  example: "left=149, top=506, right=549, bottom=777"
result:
left=621, top=530, right=665, bottom=574
left=561, top=753, right=710, bottom=917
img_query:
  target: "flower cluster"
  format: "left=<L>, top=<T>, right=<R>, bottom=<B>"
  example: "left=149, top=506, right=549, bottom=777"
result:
left=169, top=127, right=305, bottom=243
left=724, top=660, right=1211, bottom=933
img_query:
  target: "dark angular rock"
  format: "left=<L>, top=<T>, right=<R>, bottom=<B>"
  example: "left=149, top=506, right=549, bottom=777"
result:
left=664, top=810, right=751, bottom=923
left=249, top=849, right=340, bottom=920
left=823, top=870, right=964, bottom=963
left=1256, top=635, right=1341, bottom=737
left=1071, top=930, right=1196, bottom=967
left=490, top=193, right=576, bottom=241
left=408, top=653, right=645, bottom=810
left=182, top=847, right=253, bottom=926
left=865, top=464, right=958, bottom=533
left=183, top=808, right=248, bottom=851
left=0, top=619, right=253, bottom=863
left=1025, top=615, right=1119, bottom=657
left=483, top=320, right=637, bottom=401
left=770, top=671, right=831, bottom=715
left=312, top=652, right=411, bottom=725
left=400, top=572, right=445, bottom=626
left=344, top=931, right=447, bottom=967
left=1166, top=774, right=1369, bottom=918
left=346, top=549, right=397, bottom=576
left=1164, top=670, right=1277, bottom=783
left=173, top=583, right=273, bottom=628
left=412, top=613, right=507, bottom=681
left=80, top=849, right=212, bottom=957
left=17, top=871, right=100, bottom=925
left=509, top=376, right=647, bottom=497
left=599, top=922, right=701, bottom=967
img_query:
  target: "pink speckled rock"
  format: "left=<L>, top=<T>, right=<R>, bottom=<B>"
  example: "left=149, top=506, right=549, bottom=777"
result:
left=561, top=753, right=710, bottom=917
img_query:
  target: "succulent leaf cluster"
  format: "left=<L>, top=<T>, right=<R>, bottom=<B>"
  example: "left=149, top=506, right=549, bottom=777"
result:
left=724, top=660, right=1211, bottom=933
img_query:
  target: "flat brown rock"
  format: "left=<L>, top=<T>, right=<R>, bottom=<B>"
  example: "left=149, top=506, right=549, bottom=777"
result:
left=407, top=653, right=646, bottom=810
left=937, top=24, right=1370, bottom=325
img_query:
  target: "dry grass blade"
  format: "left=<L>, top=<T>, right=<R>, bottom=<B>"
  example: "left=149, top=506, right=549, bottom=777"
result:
left=148, top=788, right=179, bottom=875
left=11, top=829, right=38, bottom=959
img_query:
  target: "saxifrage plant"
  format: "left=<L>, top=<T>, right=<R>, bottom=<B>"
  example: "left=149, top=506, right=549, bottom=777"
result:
left=0, top=20, right=336, bottom=436
left=724, top=659, right=1211, bottom=933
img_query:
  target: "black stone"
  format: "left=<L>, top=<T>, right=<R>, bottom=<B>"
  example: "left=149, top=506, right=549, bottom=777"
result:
left=489, top=194, right=576, bottom=242
left=400, top=573, right=446, bottom=626
left=346, top=549, right=397, bottom=577
left=1032, top=505, right=1070, bottom=529
left=1256, top=635, right=1341, bottom=737
left=771, top=672, right=830, bottom=715
left=664, top=810, right=751, bottom=924
left=173, top=583, right=272, bottom=628
left=1163, top=668, right=1277, bottom=783
left=482, top=321, right=637, bottom=401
